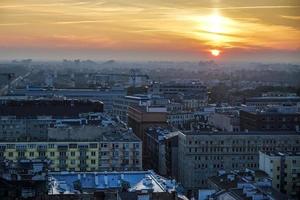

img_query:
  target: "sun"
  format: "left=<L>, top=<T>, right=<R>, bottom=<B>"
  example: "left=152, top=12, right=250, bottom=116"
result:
left=210, top=49, right=220, bottom=57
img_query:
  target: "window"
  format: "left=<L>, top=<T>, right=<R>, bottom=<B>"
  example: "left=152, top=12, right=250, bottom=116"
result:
left=69, top=143, right=77, bottom=149
left=101, top=143, right=107, bottom=148
left=113, top=151, right=119, bottom=156
left=91, top=159, right=96, bottom=164
left=91, top=151, right=96, bottom=156
left=8, top=152, right=13, bottom=157
left=18, top=151, right=25, bottom=157
left=89, top=143, right=97, bottom=148
left=29, top=152, right=34, bottom=157
left=39, top=151, right=45, bottom=157
left=59, top=152, right=66, bottom=156
left=59, top=159, right=66, bottom=165
left=50, top=152, right=55, bottom=157
left=70, top=151, right=75, bottom=156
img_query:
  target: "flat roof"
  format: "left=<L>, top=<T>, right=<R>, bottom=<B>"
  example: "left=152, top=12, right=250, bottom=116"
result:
left=182, top=130, right=300, bottom=136
left=246, top=96, right=300, bottom=102
left=48, top=170, right=177, bottom=194
left=261, top=151, right=300, bottom=157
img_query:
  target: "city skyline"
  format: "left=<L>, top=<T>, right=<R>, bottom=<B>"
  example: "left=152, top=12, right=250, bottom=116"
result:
left=0, top=0, right=300, bottom=62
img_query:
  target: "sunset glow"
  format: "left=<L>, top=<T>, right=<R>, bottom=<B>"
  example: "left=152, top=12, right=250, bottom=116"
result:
left=211, top=49, right=221, bottom=57
left=0, top=0, right=299, bottom=61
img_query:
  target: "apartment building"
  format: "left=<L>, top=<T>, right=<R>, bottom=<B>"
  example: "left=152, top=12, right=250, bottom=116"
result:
left=0, top=126, right=142, bottom=172
left=259, top=151, right=300, bottom=198
left=177, top=131, right=300, bottom=191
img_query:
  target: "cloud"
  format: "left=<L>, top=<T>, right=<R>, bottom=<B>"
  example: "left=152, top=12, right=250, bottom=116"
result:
left=281, top=15, right=300, bottom=20
left=53, top=20, right=114, bottom=24
left=0, top=23, right=30, bottom=26
left=208, top=5, right=300, bottom=10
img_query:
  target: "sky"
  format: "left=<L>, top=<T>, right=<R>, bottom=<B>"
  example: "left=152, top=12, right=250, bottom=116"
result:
left=0, top=0, right=300, bottom=62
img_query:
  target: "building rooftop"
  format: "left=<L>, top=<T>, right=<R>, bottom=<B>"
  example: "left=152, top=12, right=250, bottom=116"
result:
left=146, top=127, right=179, bottom=142
left=182, top=130, right=300, bottom=136
left=0, top=159, right=49, bottom=181
left=208, top=169, right=287, bottom=200
left=241, top=106, right=300, bottom=115
left=47, top=124, right=141, bottom=142
left=48, top=170, right=180, bottom=195
left=246, top=96, right=300, bottom=102
left=261, top=151, right=300, bottom=157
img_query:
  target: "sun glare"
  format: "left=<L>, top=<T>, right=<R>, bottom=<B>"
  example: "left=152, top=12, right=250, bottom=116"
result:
left=210, top=49, right=220, bottom=57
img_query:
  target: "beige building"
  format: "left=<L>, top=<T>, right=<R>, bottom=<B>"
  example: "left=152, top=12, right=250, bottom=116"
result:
left=259, top=151, right=300, bottom=199
left=177, top=131, right=300, bottom=192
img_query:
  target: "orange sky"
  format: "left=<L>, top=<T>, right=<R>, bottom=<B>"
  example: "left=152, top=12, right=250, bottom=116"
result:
left=0, top=0, right=300, bottom=61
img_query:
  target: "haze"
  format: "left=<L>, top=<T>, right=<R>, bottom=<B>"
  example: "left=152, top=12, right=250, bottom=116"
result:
left=0, top=0, right=300, bottom=62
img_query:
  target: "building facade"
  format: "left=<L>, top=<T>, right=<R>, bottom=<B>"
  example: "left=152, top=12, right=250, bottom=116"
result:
left=0, top=140, right=142, bottom=172
left=112, top=95, right=150, bottom=122
left=240, top=109, right=300, bottom=132
left=0, top=99, right=103, bottom=118
left=128, top=105, right=167, bottom=169
left=177, top=131, right=300, bottom=191
left=259, top=151, right=300, bottom=198
left=145, top=127, right=179, bottom=178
